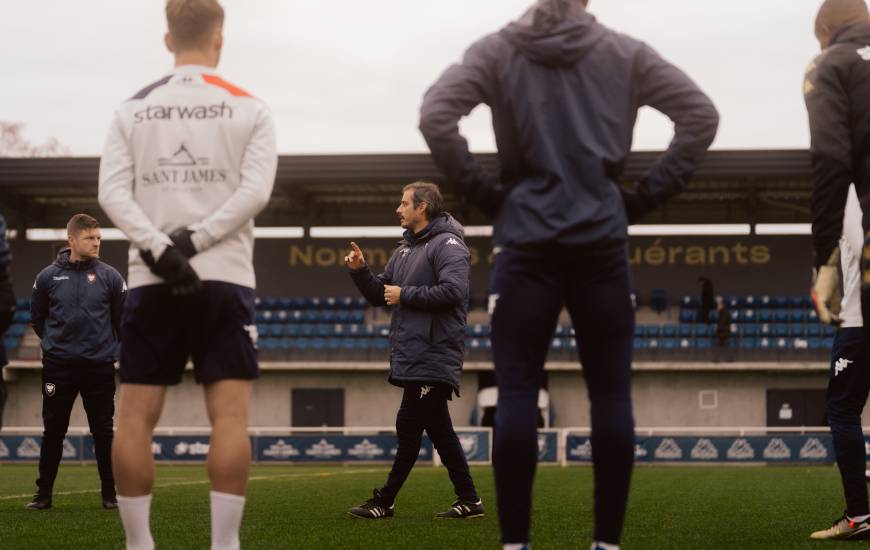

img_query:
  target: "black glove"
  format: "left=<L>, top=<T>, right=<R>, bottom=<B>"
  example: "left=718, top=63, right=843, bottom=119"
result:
left=169, top=228, right=197, bottom=258
left=140, top=246, right=202, bottom=296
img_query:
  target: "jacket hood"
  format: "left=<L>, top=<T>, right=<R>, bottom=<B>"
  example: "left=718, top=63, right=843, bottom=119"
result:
left=501, top=0, right=606, bottom=67
left=831, top=21, right=870, bottom=46
left=54, top=248, right=95, bottom=270
left=403, top=213, right=464, bottom=244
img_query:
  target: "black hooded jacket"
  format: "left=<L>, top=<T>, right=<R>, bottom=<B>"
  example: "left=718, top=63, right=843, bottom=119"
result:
left=805, top=21, right=870, bottom=267
left=31, top=249, right=126, bottom=365
left=349, top=214, right=469, bottom=395
left=420, top=0, right=719, bottom=249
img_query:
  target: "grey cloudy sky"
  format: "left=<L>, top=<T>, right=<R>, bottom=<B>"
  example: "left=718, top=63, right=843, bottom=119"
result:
left=1, top=0, right=822, bottom=155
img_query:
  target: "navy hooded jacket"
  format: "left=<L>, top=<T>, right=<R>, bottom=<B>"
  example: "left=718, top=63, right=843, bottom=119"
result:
left=349, top=214, right=469, bottom=395
left=31, top=249, right=127, bottom=365
left=420, top=0, right=719, bottom=249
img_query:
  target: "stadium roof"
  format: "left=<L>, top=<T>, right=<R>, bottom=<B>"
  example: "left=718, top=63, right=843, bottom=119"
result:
left=0, top=149, right=812, bottom=231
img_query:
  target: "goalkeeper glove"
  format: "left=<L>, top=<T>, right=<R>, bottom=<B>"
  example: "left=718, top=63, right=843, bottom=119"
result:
left=811, top=248, right=841, bottom=326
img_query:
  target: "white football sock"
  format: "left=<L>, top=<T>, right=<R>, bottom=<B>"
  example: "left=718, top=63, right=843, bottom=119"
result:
left=591, top=542, right=620, bottom=550
left=503, top=544, right=530, bottom=550
left=210, top=491, right=246, bottom=550
left=117, top=494, right=154, bottom=550
left=849, top=513, right=870, bottom=522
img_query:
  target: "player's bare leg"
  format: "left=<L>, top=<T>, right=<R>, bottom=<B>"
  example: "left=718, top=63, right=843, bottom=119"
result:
left=112, top=384, right=166, bottom=550
left=205, top=379, right=252, bottom=550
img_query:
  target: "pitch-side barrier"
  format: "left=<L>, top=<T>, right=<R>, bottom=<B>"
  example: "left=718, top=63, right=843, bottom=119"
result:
left=0, top=427, right=849, bottom=465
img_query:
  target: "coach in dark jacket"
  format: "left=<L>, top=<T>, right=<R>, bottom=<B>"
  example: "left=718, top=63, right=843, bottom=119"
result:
left=28, top=214, right=126, bottom=511
left=344, top=182, right=483, bottom=520
left=419, top=0, right=718, bottom=547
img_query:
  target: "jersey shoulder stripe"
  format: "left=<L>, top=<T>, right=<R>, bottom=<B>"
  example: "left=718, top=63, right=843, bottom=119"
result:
left=128, top=75, right=173, bottom=101
left=202, top=74, right=252, bottom=98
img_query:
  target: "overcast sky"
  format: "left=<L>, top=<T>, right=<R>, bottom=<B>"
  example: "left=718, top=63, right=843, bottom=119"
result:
left=1, top=0, right=823, bottom=156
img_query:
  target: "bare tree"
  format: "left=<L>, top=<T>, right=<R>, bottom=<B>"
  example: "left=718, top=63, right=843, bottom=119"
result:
left=0, top=122, right=70, bottom=157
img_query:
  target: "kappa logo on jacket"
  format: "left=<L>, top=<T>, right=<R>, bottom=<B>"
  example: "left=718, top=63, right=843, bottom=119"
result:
left=52, top=276, right=69, bottom=281
left=835, top=357, right=854, bottom=376
left=446, top=237, right=461, bottom=247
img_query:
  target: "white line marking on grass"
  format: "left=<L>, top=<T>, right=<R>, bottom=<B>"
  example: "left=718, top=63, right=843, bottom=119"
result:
left=0, top=468, right=384, bottom=501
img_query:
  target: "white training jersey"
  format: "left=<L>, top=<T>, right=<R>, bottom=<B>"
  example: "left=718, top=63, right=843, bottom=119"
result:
left=839, top=184, right=863, bottom=328
left=98, top=64, right=277, bottom=290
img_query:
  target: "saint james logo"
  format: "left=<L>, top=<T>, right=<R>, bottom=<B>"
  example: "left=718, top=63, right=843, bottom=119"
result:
left=87, top=273, right=96, bottom=284
left=44, top=383, right=56, bottom=397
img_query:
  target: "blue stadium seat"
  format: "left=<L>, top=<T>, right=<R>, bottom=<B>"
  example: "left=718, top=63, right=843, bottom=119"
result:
left=660, top=338, right=678, bottom=350
left=807, top=309, right=819, bottom=323
left=662, top=325, right=677, bottom=338
left=789, top=310, right=806, bottom=323
left=300, top=324, right=316, bottom=337
left=726, top=296, right=739, bottom=309
left=742, top=324, right=759, bottom=337
left=823, top=325, right=837, bottom=337
left=774, top=311, right=789, bottom=324
left=679, top=309, right=695, bottom=324
left=739, top=338, right=757, bottom=349
left=744, top=295, right=758, bottom=308
left=316, top=325, right=335, bottom=337
left=773, top=325, right=789, bottom=338
left=758, top=310, right=773, bottom=323
left=695, top=338, right=711, bottom=350
left=350, top=312, right=366, bottom=324
left=772, top=296, right=789, bottom=309
left=789, top=325, right=806, bottom=338
left=807, top=338, right=823, bottom=350
left=679, top=338, right=692, bottom=349
left=759, top=337, right=772, bottom=350
left=679, top=325, right=693, bottom=338
left=806, top=325, right=822, bottom=337
left=788, top=296, right=804, bottom=308
left=650, top=289, right=668, bottom=314
left=741, top=309, right=756, bottom=323
left=632, top=338, right=647, bottom=350
left=775, top=338, right=791, bottom=349
left=822, top=337, right=834, bottom=348
left=647, top=338, right=660, bottom=349
left=634, top=325, right=645, bottom=338
left=709, top=311, right=719, bottom=323
left=645, top=325, right=661, bottom=338
left=758, top=295, right=772, bottom=308
left=759, top=323, right=772, bottom=336
left=730, top=310, right=740, bottom=323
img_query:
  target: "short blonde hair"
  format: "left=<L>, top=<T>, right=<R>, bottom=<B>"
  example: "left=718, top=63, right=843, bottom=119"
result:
left=166, top=0, right=224, bottom=51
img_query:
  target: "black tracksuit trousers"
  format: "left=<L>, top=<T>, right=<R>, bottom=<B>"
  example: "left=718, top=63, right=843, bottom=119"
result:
left=36, top=361, right=116, bottom=499
left=379, top=383, right=478, bottom=506
left=490, top=245, right=635, bottom=545
left=828, top=328, right=870, bottom=517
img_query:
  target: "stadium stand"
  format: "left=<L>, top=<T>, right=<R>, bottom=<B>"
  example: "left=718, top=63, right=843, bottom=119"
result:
left=4, top=293, right=829, bottom=362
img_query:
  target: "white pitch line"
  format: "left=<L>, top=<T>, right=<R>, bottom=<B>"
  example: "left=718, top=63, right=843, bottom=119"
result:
left=0, top=468, right=384, bottom=501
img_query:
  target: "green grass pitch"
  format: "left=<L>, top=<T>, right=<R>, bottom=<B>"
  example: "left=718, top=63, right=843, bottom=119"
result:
left=0, top=463, right=864, bottom=549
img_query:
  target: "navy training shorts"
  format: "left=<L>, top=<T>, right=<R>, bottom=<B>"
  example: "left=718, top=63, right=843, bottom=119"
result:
left=119, top=281, right=258, bottom=385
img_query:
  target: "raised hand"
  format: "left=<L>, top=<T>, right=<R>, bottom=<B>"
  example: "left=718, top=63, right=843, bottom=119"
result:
left=344, top=241, right=366, bottom=271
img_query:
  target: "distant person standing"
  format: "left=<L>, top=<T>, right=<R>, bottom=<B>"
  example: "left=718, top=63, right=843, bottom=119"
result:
left=28, top=214, right=126, bottom=510
left=715, top=300, right=732, bottom=361
left=699, top=276, right=715, bottom=323
left=0, top=213, right=15, bottom=431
